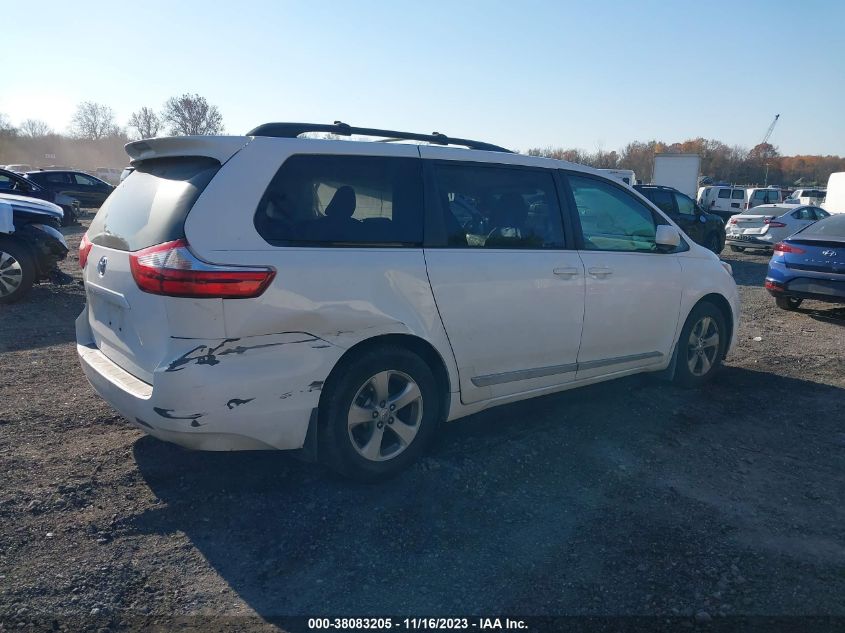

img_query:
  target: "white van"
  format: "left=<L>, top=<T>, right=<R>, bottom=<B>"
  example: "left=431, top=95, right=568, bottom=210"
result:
left=597, top=169, right=637, bottom=187
left=76, top=122, right=739, bottom=479
left=697, top=186, right=746, bottom=221
left=745, top=187, right=782, bottom=209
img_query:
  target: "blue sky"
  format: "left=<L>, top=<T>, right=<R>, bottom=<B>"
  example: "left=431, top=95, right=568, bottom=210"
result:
left=4, top=0, right=844, bottom=155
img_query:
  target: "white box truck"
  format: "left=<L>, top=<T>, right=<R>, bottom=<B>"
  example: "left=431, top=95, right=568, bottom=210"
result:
left=652, top=153, right=701, bottom=199
left=823, top=172, right=845, bottom=214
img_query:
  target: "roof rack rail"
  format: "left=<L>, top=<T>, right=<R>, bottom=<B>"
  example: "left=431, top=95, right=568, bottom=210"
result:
left=246, top=121, right=512, bottom=153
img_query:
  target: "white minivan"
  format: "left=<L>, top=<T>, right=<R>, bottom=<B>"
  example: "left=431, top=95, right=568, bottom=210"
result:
left=76, top=123, right=740, bottom=479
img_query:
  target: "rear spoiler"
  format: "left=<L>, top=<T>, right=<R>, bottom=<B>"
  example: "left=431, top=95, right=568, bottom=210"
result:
left=125, top=136, right=251, bottom=166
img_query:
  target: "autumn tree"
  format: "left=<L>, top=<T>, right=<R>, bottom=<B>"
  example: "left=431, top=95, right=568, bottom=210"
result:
left=127, top=107, right=162, bottom=139
left=71, top=102, right=120, bottom=140
left=20, top=119, right=53, bottom=138
left=162, top=94, right=224, bottom=136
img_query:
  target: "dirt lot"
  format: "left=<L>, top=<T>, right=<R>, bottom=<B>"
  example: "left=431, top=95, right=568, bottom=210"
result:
left=1, top=219, right=844, bottom=630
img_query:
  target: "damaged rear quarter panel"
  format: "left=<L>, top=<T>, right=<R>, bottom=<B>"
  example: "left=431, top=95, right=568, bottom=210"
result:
left=148, top=332, right=344, bottom=449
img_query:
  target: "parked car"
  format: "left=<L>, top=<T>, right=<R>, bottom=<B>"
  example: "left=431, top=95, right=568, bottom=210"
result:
left=784, top=188, right=826, bottom=206
left=745, top=187, right=782, bottom=209
left=4, top=164, right=33, bottom=174
left=765, top=213, right=845, bottom=310
left=95, top=167, right=123, bottom=185
left=0, top=167, right=80, bottom=226
left=634, top=184, right=725, bottom=253
left=726, top=204, right=829, bottom=252
left=76, top=123, right=740, bottom=480
left=697, top=185, right=746, bottom=221
left=0, top=193, right=70, bottom=303
left=597, top=168, right=637, bottom=186
left=25, top=170, right=115, bottom=209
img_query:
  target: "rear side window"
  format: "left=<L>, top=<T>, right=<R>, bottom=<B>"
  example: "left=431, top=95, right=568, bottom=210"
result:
left=717, top=189, right=731, bottom=199
left=254, top=155, right=423, bottom=247
left=88, top=157, right=219, bottom=251
left=640, top=189, right=675, bottom=215
left=430, top=163, right=565, bottom=249
left=731, top=189, right=746, bottom=200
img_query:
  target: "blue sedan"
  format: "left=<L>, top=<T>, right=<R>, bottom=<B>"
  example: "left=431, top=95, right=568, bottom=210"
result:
left=765, top=214, right=845, bottom=310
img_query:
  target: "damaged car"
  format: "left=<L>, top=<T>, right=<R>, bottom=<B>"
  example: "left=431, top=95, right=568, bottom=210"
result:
left=0, top=193, right=72, bottom=303
left=77, top=123, right=739, bottom=480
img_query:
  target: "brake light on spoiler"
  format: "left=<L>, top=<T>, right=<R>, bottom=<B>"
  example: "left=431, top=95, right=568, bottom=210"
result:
left=129, top=239, right=275, bottom=298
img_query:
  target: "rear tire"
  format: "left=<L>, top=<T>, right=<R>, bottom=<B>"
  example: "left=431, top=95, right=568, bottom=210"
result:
left=319, top=346, right=441, bottom=481
left=673, top=301, right=726, bottom=388
left=775, top=296, right=802, bottom=311
left=729, top=245, right=745, bottom=252
left=0, top=238, right=36, bottom=304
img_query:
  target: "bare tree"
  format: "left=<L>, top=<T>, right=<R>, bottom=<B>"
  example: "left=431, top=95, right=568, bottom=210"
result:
left=127, top=107, right=162, bottom=139
left=162, top=93, right=224, bottom=136
left=71, top=102, right=120, bottom=140
left=20, top=119, right=53, bottom=138
left=0, top=112, right=17, bottom=138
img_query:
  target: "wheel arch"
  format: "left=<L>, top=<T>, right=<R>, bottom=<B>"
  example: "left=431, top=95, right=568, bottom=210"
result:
left=318, top=333, right=452, bottom=424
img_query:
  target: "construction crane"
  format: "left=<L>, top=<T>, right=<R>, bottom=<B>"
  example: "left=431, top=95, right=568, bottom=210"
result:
left=761, top=114, right=780, bottom=185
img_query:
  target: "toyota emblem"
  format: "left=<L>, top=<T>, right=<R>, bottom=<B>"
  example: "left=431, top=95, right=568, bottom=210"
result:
left=97, top=256, right=108, bottom=277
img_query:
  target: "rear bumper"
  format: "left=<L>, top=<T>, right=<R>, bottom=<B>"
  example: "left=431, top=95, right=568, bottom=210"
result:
left=76, top=307, right=343, bottom=451
left=726, top=234, right=774, bottom=247
left=766, top=278, right=845, bottom=304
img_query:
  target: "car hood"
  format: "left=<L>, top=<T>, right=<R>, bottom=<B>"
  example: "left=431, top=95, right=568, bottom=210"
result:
left=0, top=192, right=64, bottom=220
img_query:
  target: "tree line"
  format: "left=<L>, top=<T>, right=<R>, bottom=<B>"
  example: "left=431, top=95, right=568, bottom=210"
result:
left=526, top=138, right=845, bottom=187
left=0, top=94, right=224, bottom=169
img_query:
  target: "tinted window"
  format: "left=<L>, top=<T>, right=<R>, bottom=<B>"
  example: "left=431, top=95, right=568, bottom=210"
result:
left=674, top=193, right=696, bottom=215
left=717, top=189, right=731, bottom=199
left=813, top=209, right=830, bottom=220
left=254, top=155, right=423, bottom=246
left=731, top=189, right=746, bottom=200
left=431, top=164, right=564, bottom=249
left=641, top=189, right=675, bottom=214
left=570, top=175, right=658, bottom=252
left=0, top=174, right=11, bottom=190
left=792, top=207, right=814, bottom=220
left=88, top=157, right=219, bottom=251
left=46, top=173, right=68, bottom=185
left=798, top=214, right=845, bottom=238
left=74, top=174, right=97, bottom=186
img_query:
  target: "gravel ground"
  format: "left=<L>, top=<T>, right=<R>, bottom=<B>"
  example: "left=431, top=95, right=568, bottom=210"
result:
left=1, top=218, right=844, bottom=630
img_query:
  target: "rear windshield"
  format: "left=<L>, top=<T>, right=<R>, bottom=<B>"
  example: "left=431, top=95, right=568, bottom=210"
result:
left=731, top=189, right=745, bottom=199
left=717, top=189, right=731, bottom=198
left=798, top=214, right=845, bottom=238
left=88, top=157, right=219, bottom=251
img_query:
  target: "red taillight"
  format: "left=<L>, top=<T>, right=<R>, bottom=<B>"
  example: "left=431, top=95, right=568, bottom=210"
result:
left=79, top=232, right=93, bottom=269
left=764, top=218, right=787, bottom=228
left=129, top=239, right=275, bottom=299
left=764, top=279, right=784, bottom=291
left=729, top=218, right=737, bottom=225
left=773, top=242, right=806, bottom=254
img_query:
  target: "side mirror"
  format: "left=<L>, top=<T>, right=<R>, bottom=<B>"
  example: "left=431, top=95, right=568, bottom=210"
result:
left=655, top=225, right=681, bottom=249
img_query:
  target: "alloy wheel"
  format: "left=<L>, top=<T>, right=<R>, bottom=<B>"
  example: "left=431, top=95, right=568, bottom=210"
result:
left=686, top=316, right=720, bottom=377
left=0, top=250, right=23, bottom=297
left=347, top=370, right=424, bottom=462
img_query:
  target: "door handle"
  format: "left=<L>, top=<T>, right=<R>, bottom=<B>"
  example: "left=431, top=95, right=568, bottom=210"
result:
left=588, top=267, right=613, bottom=279
left=553, top=267, right=580, bottom=278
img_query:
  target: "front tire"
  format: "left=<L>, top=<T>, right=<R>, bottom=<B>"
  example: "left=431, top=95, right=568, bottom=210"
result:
left=705, top=233, right=722, bottom=254
left=0, top=238, right=36, bottom=304
left=319, top=346, right=441, bottom=481
left=674, top=302, right=726, bottom=387
left=775, top=296, right=802, bottom=311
